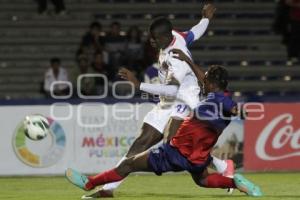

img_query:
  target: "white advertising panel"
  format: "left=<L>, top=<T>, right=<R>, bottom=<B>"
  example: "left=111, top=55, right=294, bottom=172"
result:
left=0, top=103, right=154, bottom=175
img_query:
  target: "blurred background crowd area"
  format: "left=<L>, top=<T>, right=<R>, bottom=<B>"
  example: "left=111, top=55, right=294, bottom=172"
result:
left=0, top=0, right=300, bottom=101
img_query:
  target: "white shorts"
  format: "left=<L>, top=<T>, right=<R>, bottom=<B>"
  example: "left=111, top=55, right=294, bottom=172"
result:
left=143, top=102, right=191, bottom=134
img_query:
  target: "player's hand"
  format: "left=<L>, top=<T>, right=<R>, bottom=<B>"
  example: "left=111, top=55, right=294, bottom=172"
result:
left=170, top=49, right=192, bottom=64
left=202, top=3, right=216, bottom=20
left=118, top=67, right=141, bottom=88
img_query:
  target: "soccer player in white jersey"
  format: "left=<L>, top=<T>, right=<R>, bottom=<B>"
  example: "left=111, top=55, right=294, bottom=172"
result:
left=81, top=4, right=233, bottom=199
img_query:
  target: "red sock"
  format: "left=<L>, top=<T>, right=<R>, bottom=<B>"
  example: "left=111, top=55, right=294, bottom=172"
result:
left=86, top=169, right=124, bottom=190
left=201, top=173, right=236, bottom=189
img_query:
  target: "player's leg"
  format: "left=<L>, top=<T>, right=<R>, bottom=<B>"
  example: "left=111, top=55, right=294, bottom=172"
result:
left=68, top=143, right=181, bottom=191
left=81, top=142, right=183, bottom=199
left=83, top=110, right=167, bottom=198
left=66, top=150, right=151, bottom=191
left=210, top=156, right=235, bottom=194
left=191, top=169, right=236, bottom=189
left=211, top=156, right=234, bottom=176
left=98, top=106, right=170, bottom=194
left=163, top=117, right=183, bottom=142
left=87, top=150, right=152, bottom=189
left=191, top=169, right=262, bottom=197
left=98, top=123, right=162, bottom=194
left=126, top=123, right=162, bottom=157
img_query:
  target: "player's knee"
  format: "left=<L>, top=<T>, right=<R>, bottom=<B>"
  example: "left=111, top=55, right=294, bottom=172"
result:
left=118, top=157, right=135, bottom=173
left=130, top=134, right=159, bottom=154
left=119, top=157, right=133, bottom=171
left=127, top=136, right=147, bottom=157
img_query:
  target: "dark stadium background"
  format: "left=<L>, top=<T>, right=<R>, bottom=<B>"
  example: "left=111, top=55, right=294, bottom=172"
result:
left=0, top=0, right=299, bottom=102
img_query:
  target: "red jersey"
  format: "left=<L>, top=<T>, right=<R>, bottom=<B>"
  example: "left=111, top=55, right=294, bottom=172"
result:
left=170, top=92, right=236, bottom=165
left=170, top=118, right=219, bottom=165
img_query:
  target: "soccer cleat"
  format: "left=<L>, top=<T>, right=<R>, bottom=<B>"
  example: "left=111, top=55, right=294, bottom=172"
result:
left=223, top=160, right=235, bottom=194
left=65, top=168, right=90, bottom=191
left=233, top=174, right=263, bottom=197
left=81, top=189, right=114, bottom=199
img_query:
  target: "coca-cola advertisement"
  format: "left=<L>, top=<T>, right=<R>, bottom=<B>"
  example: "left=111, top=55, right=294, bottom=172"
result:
left=244, top=103, right=300, bottom=171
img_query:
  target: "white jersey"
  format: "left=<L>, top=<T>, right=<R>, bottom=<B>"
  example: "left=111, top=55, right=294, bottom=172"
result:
left=143, top=19, right=210, bottom=133
left=157, top=30, right=200, bottom=110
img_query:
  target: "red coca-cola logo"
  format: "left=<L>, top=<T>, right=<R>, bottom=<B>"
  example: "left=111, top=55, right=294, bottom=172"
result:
left=244, top=103, right=300, bottom=171
left=255, top=113, right=300, bottom=161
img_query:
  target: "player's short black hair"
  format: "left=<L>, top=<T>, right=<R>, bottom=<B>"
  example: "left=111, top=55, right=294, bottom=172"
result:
left=50, top=57, right=61, bottom=65
left=149, top=16, right=173, bottom=36
left=206, top=65, right=228, bottom=90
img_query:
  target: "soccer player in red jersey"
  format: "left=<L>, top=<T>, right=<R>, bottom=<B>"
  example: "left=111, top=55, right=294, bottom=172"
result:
left=66, top=52, right=262, bottom=197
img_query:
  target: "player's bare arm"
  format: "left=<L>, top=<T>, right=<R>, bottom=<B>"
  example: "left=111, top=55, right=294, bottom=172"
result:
left=186, top=3, right=216, bottom=44
left=170, top=49, right=205, bottom=85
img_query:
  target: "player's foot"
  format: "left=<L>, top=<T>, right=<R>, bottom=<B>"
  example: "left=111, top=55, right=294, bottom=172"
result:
left=65, top=168, right=91, bottom=191
left=223, top=159, right=234, bottom=194
left=234, top=174, right=263, bottom=197
left=81, top=189, right=114, bottom=199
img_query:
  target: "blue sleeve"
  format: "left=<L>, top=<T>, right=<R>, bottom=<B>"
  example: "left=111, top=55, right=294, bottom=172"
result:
left=223, top=97, right=237, bottom=112
left=184, top=31, right=195, bottom=46
left=176, top=30, right=195, bottom=46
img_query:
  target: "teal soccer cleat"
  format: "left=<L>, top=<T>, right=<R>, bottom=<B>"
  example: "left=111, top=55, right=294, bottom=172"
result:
left=65, top=168, right=90, bottom=191
left=234, top=174, right=263, bottom=197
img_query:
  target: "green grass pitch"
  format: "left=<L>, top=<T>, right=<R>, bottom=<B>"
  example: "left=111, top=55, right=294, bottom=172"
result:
left=0, top=173, right=299, bottom=200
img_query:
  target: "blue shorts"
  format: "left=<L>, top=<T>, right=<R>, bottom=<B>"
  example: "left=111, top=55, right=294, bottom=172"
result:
left=148, top=143, right=212, bottom=176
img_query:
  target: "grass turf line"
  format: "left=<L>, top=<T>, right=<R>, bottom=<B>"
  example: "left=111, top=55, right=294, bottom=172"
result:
left=0, top=173, right=299, bottom=200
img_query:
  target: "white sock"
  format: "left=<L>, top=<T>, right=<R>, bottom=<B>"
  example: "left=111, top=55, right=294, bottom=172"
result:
left=211, top=156, right=227, bottom=174
left=102, top=156, right=127, bottom=191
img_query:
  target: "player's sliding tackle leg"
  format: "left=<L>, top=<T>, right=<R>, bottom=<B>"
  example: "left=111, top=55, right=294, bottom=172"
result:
left=66, top=147, right=262, bottom=197
left=192, top=169, right=236, bottom=189
left=85, top=119, right=234, bottom=198
left=66, top=150, right=151, bottom=191
left=192, top=170, right=263, bottom=197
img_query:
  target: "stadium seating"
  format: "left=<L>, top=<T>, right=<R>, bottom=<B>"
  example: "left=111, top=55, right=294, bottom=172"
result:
left=0, top=0, right=299, bottom=99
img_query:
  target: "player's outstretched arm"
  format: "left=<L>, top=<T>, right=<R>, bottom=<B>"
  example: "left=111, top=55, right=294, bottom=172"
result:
left=118, top=67, right=179, bottom=97
left=190, top=4, right=216, bottom=41
left=179, top=3, right=216, bottom=46
left=170, top=49, right=205, bottom=85
left=140, top=83, right=178, bottom=97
